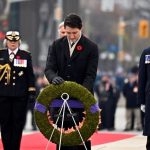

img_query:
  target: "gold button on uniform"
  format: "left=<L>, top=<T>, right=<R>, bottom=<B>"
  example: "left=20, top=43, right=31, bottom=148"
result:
left=13, top=83, right=15, bottom=86
left=13, top=77, right=16, bottom=79
left=5, top=83, right=7, bottom=85
left=13, top=71, right=16, bottom=74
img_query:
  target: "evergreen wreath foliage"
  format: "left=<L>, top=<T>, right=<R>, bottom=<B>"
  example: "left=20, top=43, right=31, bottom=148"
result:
left=34, top=81, right=100, bottom=146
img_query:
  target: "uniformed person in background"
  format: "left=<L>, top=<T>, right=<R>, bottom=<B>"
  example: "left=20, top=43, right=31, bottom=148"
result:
left=45, top=13, right=99, bottom=150
left=0, top=31, right=36, bottom=150
left=138, top=47, right=150, bottom=150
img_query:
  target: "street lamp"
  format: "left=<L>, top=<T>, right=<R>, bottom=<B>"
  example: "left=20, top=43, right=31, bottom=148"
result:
left=118, top=16, right=126, bottom=51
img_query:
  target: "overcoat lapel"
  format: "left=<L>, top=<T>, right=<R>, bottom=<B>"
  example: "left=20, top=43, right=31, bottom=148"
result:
left=62, top=35, right=84, bottom=61
left=70, top=36, right=84, bottom=61
left=62, top=38, right=70, bottom=60
left=70, top=47, right=80, bottom=61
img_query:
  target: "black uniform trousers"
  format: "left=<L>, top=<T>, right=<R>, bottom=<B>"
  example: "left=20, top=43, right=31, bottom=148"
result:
left=0, top=96, right=28, bottom=150
left=147, top=136, right=150, bottom=150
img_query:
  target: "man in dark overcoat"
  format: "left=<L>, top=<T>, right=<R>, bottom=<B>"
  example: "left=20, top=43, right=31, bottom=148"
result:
left=45, top=13, right=99, bottom=150
left=0, top=31, right=36, bottom=150
left=138, top=47, right=150, bottom=150
left=123, top=71, right=142, bottom=131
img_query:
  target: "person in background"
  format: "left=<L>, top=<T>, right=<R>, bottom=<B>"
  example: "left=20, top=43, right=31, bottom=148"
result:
left=25, top=73, right=49, bottom=131
left=95, top=74, right=116, bottom=130
left=123, top=67, right=142, bottom=131
left=36, top=73, right=49, bottom=94
left=58, top=21, right=66, bottom=38
left=0, top=31, right=36, bottom=150
left=45, top=13, right=99, bottom=150
left=138, top=47, right=150, bottom=150
left=46, top=21, right=66, bottom=65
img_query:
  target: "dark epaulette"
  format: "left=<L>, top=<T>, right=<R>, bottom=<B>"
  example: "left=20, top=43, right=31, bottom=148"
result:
left=20, top=49, right=31, bottom=54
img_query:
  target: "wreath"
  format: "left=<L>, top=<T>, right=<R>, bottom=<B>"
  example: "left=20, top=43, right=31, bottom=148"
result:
left=34, top=81, right=100, bottom=146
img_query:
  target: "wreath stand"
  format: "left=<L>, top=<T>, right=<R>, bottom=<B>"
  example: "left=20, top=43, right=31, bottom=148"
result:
left=48, top=92, right=88, bottom=150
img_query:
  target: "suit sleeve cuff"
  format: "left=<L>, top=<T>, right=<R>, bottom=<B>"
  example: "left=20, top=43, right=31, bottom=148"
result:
left=28, top=87, right=36, bottom=91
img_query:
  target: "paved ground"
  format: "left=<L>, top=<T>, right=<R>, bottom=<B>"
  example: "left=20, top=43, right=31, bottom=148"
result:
left=92, top=135, right=146, bottom=150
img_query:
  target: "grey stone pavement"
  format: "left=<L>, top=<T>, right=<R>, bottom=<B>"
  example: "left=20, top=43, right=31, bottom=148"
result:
left=24, top=94, right=147, bottom=150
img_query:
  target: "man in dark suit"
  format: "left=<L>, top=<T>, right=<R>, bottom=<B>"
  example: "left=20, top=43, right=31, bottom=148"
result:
left=123, top=70, right=142, bottom=131
left=138, top=47, right=150, bottom=150
left=0, top=31, right=36, bottom=150
left=45, top=13, right=99, bottom=150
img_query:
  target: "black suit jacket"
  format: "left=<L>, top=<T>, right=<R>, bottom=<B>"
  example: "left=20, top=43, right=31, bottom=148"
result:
left=45, top=35, right=99, bottom=92
left=0, top=49, right=35, bottom=97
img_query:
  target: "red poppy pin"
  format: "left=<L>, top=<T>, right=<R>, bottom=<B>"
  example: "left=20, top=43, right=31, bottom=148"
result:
left=76, top=45, right=83, bottom=51
left=16, top=55, right=20, bottom=59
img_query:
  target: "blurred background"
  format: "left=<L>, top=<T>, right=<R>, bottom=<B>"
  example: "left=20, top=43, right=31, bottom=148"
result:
left=0, top=0, right=150, bottom=73
left=0, top=0, right=147, bottom=132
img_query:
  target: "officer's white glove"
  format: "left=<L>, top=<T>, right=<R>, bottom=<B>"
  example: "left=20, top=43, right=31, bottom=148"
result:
left=141, top=104, right=145, bottom=113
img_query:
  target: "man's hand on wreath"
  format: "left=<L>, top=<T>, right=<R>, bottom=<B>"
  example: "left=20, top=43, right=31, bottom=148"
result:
left=28, top=91, right=36, bottom=103
left=52, top=76, right=64, bottom=85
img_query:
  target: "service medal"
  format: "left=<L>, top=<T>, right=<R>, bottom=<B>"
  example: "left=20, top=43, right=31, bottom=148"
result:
left=14, top=59, right=27, bottom=67
left=18, top=71, right=24, bottom=76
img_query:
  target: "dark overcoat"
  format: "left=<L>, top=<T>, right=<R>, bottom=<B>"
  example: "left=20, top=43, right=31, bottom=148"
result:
left=45, top=35, right=99, bottom=93
left=138, top=47, right=150, bottom=135
left=123, top=81, right=139, bottom=108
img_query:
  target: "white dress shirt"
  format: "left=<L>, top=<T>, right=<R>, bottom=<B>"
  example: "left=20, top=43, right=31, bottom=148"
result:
left=67, top=32, right=81, bottom=57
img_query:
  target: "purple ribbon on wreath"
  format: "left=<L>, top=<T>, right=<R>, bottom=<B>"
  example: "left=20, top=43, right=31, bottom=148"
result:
left=35, top=99, right=99, bottom=114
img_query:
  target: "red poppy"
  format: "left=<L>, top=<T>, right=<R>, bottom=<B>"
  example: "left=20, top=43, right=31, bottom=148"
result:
left=16, top=55, right=20, bottom=59
left=76, top=45, right=83, bottom=51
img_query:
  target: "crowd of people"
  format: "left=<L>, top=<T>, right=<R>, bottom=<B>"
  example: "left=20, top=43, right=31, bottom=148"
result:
left=94, top=66, right=143, bottom=132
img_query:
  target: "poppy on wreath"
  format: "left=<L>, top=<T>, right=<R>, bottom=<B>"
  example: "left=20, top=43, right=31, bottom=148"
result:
left=76, top=45, right=83, bottom=51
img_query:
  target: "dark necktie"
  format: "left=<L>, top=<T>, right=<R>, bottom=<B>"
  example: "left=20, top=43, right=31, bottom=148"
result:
left=9, top=52, right=15, bottom=62
left=71, top=42, right=75, bottom=48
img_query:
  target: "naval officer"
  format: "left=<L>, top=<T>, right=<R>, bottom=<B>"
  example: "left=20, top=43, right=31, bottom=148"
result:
left=0, top=31, right=36, bottom=150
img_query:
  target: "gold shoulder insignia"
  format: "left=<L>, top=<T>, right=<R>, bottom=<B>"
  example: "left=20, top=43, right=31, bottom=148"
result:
left=0, top=48, right=7, bottom=51
left=0, top=64, right=11, bottom=84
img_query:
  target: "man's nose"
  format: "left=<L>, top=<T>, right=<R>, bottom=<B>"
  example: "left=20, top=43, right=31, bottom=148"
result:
left=69, top=34, right=75, bottom=39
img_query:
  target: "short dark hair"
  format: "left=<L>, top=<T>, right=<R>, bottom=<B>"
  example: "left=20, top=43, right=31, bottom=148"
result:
left=64, top=13, right=82, bottom=29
